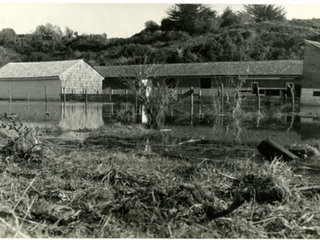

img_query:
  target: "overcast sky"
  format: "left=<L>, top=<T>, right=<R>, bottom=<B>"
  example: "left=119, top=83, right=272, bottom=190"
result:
left=0, top=0, right=320, bottom=38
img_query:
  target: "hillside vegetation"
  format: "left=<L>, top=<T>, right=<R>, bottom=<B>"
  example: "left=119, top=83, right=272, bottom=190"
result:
left=1, top=8, right=320, bottom=67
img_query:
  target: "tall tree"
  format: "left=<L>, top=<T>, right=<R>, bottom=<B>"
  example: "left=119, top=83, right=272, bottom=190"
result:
left=144, top=20, right=160, bottom=32
left=160, top=18, right=176, bottom=32
left=34, top=23, right=63, bottom=42
left=220, top=7, right=239, bottom=28
left=33, top=23, right=63, bottom=52
left=164, top=4, right=217, bottom=35
left=244, top=4, right=286, bottom=22
left=195, top=5, right=220, bottom=34
left=0, top=28, right=16, bottom=48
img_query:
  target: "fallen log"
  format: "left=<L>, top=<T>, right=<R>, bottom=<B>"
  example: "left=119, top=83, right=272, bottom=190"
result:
left=257, top=138, right=299, bottom=161
left=298, top=185, right=320, bottom=192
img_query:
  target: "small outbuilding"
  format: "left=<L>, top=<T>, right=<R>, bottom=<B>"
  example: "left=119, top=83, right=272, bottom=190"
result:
left=301, top=40, right=320, bottom=105
left=0, top=59, right=104, bottom=101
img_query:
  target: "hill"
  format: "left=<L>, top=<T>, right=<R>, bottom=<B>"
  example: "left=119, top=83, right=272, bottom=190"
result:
left=2, top=19, right=320, bottom=67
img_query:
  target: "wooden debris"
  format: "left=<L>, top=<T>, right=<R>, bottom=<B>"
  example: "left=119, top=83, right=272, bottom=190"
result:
left=257, top=138, right=299, bottom=161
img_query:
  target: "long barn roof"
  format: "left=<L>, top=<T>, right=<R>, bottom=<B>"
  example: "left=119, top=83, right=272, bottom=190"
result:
left=96, top=60, right=303, bottom=78
left=0, top=59, right=83, bottom=78
left=304, top=39, right=320, bottom=49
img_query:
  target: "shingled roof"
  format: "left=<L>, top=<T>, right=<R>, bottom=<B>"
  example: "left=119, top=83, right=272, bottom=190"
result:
left=0, top=59, right=84, bottom=78
left=96, top=60, right=303, bottom=78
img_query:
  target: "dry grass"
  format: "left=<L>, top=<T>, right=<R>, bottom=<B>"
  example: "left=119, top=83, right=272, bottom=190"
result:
left=0, top=124, right=319, bottom=238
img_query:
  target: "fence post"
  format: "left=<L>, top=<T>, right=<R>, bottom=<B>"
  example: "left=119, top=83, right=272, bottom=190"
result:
left=109, top=87, right=112, bottom=102
left=27, top=92, right=30, bottom=114
left=220, top=84, right=224, bottom=114
left=63, top=87, right=66, bottom=103
left=45, top=101, right=48, bottom=119
left=257, top=87, right=261, bottom=113
left=198, top=89, right=202, bottom=115
left=217, top=89, right=220, bottom=116
left=289, top=85, right=295, bottom=112
left=85, top=89, right=88, bottom=105
left=45, top=86, right=47, bottom=103
left=71, top=89, right=74, bottom=102
left=111, top=103, right=114, bottom=118
left=9, top=89, right=11, bottom=102
left=190, top=87, right=194, bottom=125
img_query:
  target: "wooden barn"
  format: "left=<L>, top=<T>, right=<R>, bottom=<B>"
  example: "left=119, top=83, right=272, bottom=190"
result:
left=301, top=40, right=320, bottom=105
left=0, top=59, right=104, bottom=101
left=97, top=60, right=303, bottom=99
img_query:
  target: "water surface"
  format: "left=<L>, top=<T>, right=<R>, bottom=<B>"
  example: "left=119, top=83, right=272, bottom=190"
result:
left=0, top=101, right=320, bottom=145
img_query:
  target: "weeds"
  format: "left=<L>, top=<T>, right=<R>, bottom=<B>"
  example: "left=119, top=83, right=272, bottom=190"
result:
left=0, top=114, right=56, bottom=162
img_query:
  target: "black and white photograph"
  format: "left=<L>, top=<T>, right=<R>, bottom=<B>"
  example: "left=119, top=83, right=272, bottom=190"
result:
left=1, top=0, right=320, bottom=238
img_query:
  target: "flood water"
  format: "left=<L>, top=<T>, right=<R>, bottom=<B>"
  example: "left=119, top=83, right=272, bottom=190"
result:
left=1, top=101, right=320, bottom=145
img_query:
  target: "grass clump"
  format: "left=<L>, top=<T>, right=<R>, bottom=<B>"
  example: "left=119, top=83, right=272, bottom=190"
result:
left=237, top=158, right=303, bottom=203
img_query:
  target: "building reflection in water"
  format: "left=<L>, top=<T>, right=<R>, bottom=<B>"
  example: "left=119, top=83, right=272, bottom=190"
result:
left=59, top=103, right=105, bottom=130
left=1, top=101, right=320, bottom=143
left=0, top=101, right=117, bottom=130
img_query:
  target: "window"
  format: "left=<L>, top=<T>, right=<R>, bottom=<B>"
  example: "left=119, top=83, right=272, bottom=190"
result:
left=200, top=78, right=211, bottom=88
left=266, top=89, right=280, bottom=96
left=252, top=82, right=258, bottom=94
left=313, top=91, right=320, bottom=97
left=259, top=89, right=265, bottom=95
left=165, top=78, right=177, bottom=88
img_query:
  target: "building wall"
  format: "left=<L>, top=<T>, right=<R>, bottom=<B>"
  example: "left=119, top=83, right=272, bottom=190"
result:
left=0, top=78, right=61, bottom=100
left=300, top=88, right=320, bottom=105
left=102, top=73, right=302, bottom=99
left=61, top=60, right=103, bottom=94
left=177, top=77, right=200, bottom=87
left=103, top=78, right=129, bottom=89
left=302, top=44, right=320, bottom=89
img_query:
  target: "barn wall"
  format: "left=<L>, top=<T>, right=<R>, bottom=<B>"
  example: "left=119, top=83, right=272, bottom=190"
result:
left=0, top=78, right=61, bottom=100
left=61, top=60, right=103, bottom=94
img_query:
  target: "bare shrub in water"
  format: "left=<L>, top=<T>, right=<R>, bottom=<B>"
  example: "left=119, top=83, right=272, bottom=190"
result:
left=139, top=82, right=177, bottom=129
left=116, top=102, right=136, bottom=124
left=115, top=65, right=177, bottom=128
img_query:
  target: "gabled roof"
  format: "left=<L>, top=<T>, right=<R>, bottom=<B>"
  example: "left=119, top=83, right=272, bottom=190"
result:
left=97, top=60, right=303, bottom=78
left=303, top=39, right=320, bottom=49
left=0, top=59, right=83, bottom=78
